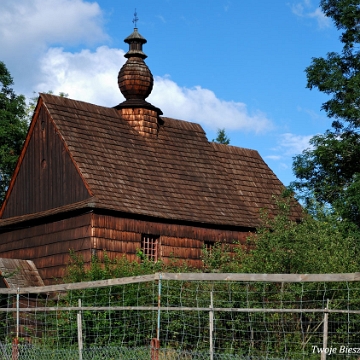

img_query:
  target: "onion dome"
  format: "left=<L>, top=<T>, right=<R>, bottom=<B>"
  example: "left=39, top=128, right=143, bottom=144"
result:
left=115, top=22, right=163, bottom=137
left=118, top=28, right=153, bottom=101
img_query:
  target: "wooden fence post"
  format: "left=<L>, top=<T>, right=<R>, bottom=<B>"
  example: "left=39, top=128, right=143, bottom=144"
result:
left=12, top=288, right=19, bottom=360
left=321, top=299, right=329, bottom=360
left=209, top=291, right=214, bottom=360
left=151, top=274, right=162, bottom=360
left=77, top=299, right=83, bottom=360
left=151, top=338, right=160, bottom=360
left=11, top=338, right=18, bottom=360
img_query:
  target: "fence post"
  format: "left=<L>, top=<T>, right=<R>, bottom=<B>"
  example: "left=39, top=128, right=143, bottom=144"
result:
left=12, top=288, right=19, bottom=360
left=77, top=299, right=83, bottom=360
left=151, top=273, right=162, bottom=360
left=157, top=273, right=162, bottom=341
left=321, top=299, right=329, bottom=360
left=209, top=291, right=214, bottom=360
left=16, top=288, right=19, bottom=341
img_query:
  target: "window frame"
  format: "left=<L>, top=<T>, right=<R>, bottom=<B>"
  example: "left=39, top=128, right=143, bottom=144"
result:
left=141, top=234, right=160, bottom=261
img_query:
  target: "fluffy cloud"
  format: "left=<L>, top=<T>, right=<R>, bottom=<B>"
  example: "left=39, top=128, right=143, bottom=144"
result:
left=1, top=0, right=272, bottom=133
left=35, top=47, right=272, bottom=133
left=0, top=0, right=107, bottom=95
left=277, top=133, right=313, bottom=156
left=0, top=0, right=106, bottom=51
left=37, top=46, right=125, bottom=106
left=291, top=0, right=330, bottom=28
left=150, top=77, right=272, bottom=132
left=264, top=133, right=313, bottom=178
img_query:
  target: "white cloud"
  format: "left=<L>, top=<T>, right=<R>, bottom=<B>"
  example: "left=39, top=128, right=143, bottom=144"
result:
left=265, top=133, right=313, bottom=178
left=277, top=133, right=313, bottom=156
left=37, top=46, right=125, bottom=106
left=0, top=0, right=272, bottom=134
left=0, top=0, right=106, bottom=52
left=157, top=15, right=166, bottom=23
left=308, top=7, right=331, bottom=28
left=291, top=2, right=306, bottom=17
left=291, top=1, right=331, bottom=28
left=35, top=48, right=272, bottom=133
left=0, top=0, right=107, bottom=96
left=265, top=155, right=282, bottom=161
left=297, top=106, right=327, bottom=122
left=150, top=77, right=272, bottom=132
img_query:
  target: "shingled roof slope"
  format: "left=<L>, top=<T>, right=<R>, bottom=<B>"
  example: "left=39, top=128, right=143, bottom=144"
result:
left=0, top=258, right=44, bottom=288
left=211, top=143, right=302, bottom=220
left=40, top=93, right=262, bottom=228
left=1, top=93, right=300, bottom=229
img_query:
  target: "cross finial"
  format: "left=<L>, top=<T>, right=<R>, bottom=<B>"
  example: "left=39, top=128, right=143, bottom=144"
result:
left=132, top=9, right=138, bottom=28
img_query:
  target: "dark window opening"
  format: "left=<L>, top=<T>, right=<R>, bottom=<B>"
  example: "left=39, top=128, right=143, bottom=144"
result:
left=204, top=240, right=214, bottom=254
left=141, top=234, right=159, bottom=261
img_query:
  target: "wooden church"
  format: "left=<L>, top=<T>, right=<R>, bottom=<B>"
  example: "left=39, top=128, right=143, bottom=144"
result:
left=0, top=27, right=301, bottom=284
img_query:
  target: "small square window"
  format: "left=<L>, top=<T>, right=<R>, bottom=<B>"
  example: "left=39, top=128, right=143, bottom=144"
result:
left=141, top=234, right=159, bottom=261
left=204, top=240, right=214, bottom=254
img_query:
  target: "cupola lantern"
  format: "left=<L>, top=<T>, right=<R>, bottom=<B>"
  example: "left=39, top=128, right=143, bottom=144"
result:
left=115, top=12, right=162, bottom=137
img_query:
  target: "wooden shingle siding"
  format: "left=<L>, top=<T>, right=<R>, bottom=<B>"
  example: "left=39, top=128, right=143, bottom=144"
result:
left=92, top=214, right=250, bottom=244
left=92, top=213, right=249, bottom=267
left=2, top=106, right=91, bottom=219
left=0, top=213, right=92, bottom=284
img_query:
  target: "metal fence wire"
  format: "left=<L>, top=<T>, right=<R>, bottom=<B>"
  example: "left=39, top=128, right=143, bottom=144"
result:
left=1, top=272, right=360, bottom=360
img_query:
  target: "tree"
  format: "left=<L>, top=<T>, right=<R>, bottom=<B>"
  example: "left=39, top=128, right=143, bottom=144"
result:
left=0, top=62, right=28, bottom=204
left=200, top=198, right=360, bottom=274
left=240, top=201, right=360, bottom=274
left=212, top=128, right=230, bottom=145
left=291, top=0, right=360, bottom=226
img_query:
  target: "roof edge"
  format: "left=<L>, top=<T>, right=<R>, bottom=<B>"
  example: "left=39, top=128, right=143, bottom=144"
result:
left=0, top=197, right=97, bottom=230
left=0, top=97, right=44, bottom=218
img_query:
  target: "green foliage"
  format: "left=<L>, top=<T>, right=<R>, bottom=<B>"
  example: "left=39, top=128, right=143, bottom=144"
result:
left=198, top=197, right=360, bottom=275
left=4, top=210, right=360, bottom=358
left=65, top=250, right=163, bottom=283
left=28, top=198, right=360, bottom=356
left=196, top=199, right=360, bottom=356
left=0, top=61, right=28, bottom=203
left=212, top=128, right=230, bottom=145
left=241, top=201, right=360, bottom=274
left=306, top=0, right=360, bottom=125
left=201, top=242, right=234, bottom=272
left=55, top=228, right=360, bottom=357
left=291, top=0, right=360, bottom=227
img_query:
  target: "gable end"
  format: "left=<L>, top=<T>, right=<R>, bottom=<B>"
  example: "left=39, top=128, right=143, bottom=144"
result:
left=1, top=100, right=92, bottom=219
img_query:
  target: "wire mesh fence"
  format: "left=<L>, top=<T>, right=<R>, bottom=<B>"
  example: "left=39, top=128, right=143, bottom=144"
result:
left=1, top=273, right=360, bottom=359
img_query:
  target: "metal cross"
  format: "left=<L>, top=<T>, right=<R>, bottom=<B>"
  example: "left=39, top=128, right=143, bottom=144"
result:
left=133, top=9, right=138, bottom=28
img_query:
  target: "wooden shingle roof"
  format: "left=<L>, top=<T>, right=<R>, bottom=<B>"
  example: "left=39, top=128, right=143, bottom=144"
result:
left=0, top=258, right=44, bottom=288
left=0, top=93, right=301, bottom=228
left=211, top=143, right=299, bottom=219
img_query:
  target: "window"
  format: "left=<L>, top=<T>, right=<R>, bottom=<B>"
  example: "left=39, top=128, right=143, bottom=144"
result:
left=204, top=240, right=214, bottom=254
left=141, top=234, right=159, bottom=261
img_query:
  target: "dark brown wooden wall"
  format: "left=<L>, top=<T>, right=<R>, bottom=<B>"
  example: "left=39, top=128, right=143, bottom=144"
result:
left=0, top=213, right=92, bottom=284
left=2, top=106, right=90, bottom=219
left=0, top=212, right=250, bottom=284
left=92, top=214, right=249, bottom=267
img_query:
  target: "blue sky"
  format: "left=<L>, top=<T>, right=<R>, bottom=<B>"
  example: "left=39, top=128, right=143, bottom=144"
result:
left=0, top=0, right=342, bottom=186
